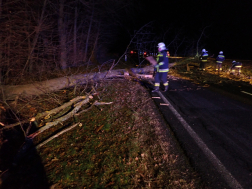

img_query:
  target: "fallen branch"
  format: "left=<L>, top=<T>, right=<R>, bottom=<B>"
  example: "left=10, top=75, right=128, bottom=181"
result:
left=94, top=101, right=113, bottom=106
left=36, top=122, right=80, bottom=149
left=36, top=96, right=86, bottom=119
left=1, top=96, right=86, bottom=130
left=145, top=56, right=157, bottom=66
left=28, top=97, right=90, bottom=138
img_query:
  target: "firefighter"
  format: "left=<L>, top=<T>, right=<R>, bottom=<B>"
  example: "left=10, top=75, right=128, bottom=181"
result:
left=199, top=49, right=208, bottom=71
left=230, top=60, right=242, bottom=75
left=152, top=42, right=169, bottom=92
left=216, top=51, right=225, bottom=72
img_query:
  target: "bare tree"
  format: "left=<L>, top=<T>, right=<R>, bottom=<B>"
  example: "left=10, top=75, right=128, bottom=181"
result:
left=0, top=0, right=2, bottom=84
left=22, top=0, right=48, bottom=74
left=195, top=25, right=210, bottom=57
left=73, top=1, right=78, bottom=66
left=58, top=0, right=67, bottom=70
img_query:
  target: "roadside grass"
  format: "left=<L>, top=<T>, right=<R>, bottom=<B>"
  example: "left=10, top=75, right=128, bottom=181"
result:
left=0, top=78, right=208, bottom=188
left=37, top=80, right=206, bottom=188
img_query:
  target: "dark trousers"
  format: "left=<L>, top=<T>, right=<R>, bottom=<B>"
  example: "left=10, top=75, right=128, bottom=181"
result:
left=200, top=61, right=206, bottom=70
left=216, top=63, right=222, bottom=71
left=154, top=72, right=168, bottom=88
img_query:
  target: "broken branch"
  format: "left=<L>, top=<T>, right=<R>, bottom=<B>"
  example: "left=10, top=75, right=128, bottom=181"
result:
left=36, top=122, right=80, bottom=149
left=1, top=96, right=86, bottom=130
left=29, top=97, right=90, bottom=137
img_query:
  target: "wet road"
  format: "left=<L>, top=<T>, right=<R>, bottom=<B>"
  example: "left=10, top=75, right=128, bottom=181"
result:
left=150, top=75, right=252, bottom=189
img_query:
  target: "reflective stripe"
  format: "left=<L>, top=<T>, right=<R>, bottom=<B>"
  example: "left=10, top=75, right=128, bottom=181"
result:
left=216, top=61, right=222, bottom=63
left=155, top=83, right=160, bottom=86
left=235, top=65, right=242, bottom=67
left=159, top=69, right=169, bottom=72
left=159, top=62, right=164, bottom=65
left=202, top=60, right=207, bottom=62
left=164, top=83, right=168, bottom=86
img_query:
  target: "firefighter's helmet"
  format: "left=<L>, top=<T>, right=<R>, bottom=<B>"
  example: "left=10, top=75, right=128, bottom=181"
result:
left=202, top=49, right=207, bottom=53
left=232, top=60, right=236, bottom=64
left=219, top=51, right=223, bottom=54
left=157, top=42, right=166, bottom=51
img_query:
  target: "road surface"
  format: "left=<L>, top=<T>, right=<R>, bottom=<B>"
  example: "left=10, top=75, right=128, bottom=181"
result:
left=150, top=75, right=252, bottom=189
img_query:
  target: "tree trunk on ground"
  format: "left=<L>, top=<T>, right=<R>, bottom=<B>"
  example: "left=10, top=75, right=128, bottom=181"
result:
left=0, top=66, right=156, bottom=100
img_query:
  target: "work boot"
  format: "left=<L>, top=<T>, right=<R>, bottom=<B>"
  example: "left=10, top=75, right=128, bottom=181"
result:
left=164, top=85, right=169, bottom=92
left=152, top=87, right=159, bottom=92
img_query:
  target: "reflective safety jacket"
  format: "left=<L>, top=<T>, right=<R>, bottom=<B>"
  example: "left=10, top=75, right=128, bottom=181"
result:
left=216, top=54, right=225, bottom=63
left=155, top=50, right=169, bottom=72
left=231, top=62, right=242, bottom=69
left=200, top=52, right=208, bottom=62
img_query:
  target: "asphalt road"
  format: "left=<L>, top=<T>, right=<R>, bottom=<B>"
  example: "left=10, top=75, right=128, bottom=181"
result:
left=150, top=75, right=252, bottom=189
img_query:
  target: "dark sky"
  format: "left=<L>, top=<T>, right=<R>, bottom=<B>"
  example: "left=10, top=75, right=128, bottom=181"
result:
left=127, top=0, right=252, bottom=60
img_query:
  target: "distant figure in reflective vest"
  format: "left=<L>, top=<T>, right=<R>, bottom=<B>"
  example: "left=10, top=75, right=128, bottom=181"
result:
left=216, top=51, right=225, bottom=72
left=199, top=49, right=208, bottom=71
left=152, top=42, right=169, bottom=92
left=230, top=60, right=242, bottom=75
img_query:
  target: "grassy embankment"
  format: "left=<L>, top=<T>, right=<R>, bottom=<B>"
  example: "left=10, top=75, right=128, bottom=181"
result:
left=0, top=58, right=209, bottom=188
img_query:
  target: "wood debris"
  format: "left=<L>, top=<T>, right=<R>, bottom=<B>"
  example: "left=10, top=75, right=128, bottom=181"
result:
left=160, top=103, right=169, bottom=106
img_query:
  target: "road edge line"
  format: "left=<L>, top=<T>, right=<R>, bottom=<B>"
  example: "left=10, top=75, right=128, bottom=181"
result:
left=241, top=91, right=252, bottom=96
left=157, top=91, right=243, bottom=189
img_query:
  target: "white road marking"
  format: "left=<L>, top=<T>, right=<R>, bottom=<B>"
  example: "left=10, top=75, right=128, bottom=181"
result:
left=241, top=91, right=252, bottom=96
left=157, top=91, right=243, bottom=189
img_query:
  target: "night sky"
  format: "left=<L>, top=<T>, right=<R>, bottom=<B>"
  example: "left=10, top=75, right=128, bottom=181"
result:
left=122, top=0, right=252, bottom=60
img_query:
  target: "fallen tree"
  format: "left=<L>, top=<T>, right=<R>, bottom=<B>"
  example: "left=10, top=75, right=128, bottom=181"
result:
left=0, top=66, right=155, bottom=101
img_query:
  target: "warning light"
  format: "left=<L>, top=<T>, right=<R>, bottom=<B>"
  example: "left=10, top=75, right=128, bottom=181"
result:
left=130, top=51, right=133, bottom=54
left=144, top=52, right=147, bottom=55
